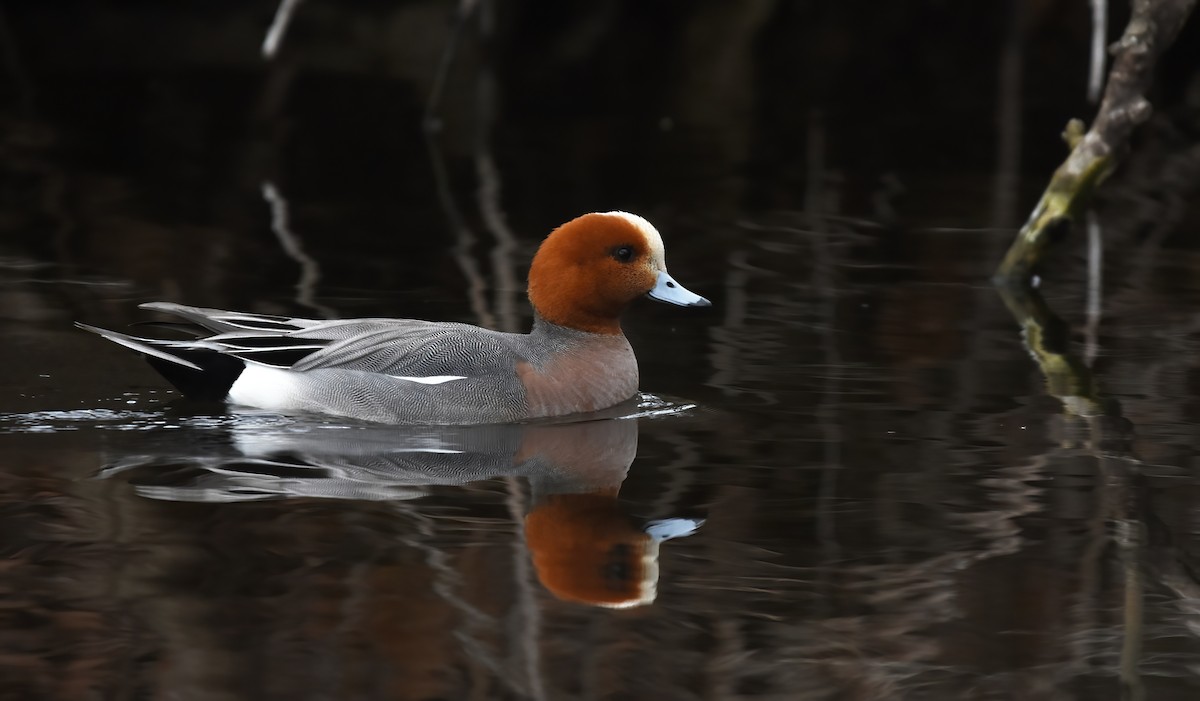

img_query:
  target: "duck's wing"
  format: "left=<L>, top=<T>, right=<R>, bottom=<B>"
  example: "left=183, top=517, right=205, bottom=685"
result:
left=138, top=302, right=325, bottom=334
left=287, top=320, right=523, bottom=379
left=79, top=303, right=335, bottom=371
left=84, top=303, right=524, bottom=378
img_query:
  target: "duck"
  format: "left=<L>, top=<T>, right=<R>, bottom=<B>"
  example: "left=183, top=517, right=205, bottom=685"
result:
left=77, top=211, right=710, bottom=424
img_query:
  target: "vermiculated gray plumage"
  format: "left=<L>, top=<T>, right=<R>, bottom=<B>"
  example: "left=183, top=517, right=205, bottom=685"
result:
left=101, top=419, right=639, bottom=503
left=78, top=302, right=639, bottom=425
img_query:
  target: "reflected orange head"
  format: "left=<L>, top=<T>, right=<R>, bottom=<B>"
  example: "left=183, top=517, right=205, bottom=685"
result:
left=527, top=212, right=667, bottom=334
left=524, top=493, right=658, bottom=608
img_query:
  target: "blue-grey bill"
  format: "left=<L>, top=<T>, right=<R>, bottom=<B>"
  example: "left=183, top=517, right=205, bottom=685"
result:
left=647, top=270, right=711, bottom=307
left=645, top=517, right=705, bottom=542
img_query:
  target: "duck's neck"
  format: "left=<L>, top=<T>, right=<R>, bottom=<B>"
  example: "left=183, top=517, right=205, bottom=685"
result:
left=520, top=315, right=639, bottom=417
left=528, top=292, right=626, bottom=335
left=531, top=313, right=625, bottom=338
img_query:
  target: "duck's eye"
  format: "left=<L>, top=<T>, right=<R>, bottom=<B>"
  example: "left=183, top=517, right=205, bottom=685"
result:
left=611, top=245, right=635, bottom=263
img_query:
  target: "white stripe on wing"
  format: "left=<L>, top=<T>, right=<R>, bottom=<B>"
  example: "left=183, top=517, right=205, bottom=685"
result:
left=387, top=375, right=468, bottom=385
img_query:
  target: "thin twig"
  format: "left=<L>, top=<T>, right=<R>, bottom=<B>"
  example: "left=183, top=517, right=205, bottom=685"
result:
left=471, top=3, right=542, bottom=695
left=1117, top=515, right=1146, bottom=701
left=261, top=180, right=335, bottom=318
left=504, top=477, right=547, bottom=701
left=470, top=0, right=521, bottom=333
left=1084, top=211, right=1103, bottom=367
left=424, top=134, right=498, bottom=328
left=425, top=0, right=481, bottom=131
left=262, top=0, right=305, bottom=59
left=476, top=152, right=520, bottom=332
left=1088, top=0, right=1109, bottom=102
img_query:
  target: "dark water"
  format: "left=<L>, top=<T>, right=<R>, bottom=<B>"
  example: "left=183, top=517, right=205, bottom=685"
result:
left=4, top=3, right=1200, bottom=700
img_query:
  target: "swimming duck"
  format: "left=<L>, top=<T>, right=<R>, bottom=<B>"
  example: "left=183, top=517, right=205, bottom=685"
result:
left=78, top=211, right=710, bottom=424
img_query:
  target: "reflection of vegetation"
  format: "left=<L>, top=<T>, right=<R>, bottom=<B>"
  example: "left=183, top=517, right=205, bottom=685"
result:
left=992, top=15, right=1198, bottom=682
left=996, top=276, right=1145, bottom=699
left=996, top=280, right=1106, bottom=420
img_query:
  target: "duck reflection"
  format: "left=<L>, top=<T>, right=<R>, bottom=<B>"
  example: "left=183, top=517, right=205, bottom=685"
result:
left=101, top=417, right=701, bottom=608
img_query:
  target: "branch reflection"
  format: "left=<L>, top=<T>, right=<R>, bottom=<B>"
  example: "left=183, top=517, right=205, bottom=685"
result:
left=996, top=277, right=1142, bottom=700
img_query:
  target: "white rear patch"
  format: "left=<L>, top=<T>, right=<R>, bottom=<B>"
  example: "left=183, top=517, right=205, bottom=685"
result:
left=388, top=375, right=467, bottom=385
left=228, top=364, right=302, bottom=409
left=227, top=367, right=467, bottom=412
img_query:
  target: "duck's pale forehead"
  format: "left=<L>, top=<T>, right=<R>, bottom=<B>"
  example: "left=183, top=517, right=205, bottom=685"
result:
left=602, top=211, right=665, bottom=264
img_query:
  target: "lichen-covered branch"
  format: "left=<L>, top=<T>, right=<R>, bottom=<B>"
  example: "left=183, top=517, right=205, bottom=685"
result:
left=996, top=0, right=1196, bottom=280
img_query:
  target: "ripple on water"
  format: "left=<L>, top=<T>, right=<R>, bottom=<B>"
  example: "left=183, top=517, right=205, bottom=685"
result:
left=629, top=392, right=699, bottom=419
left=0, top=405, right=297, bottom=434
left=0, top=408, right=169, bottom=433
left=0, top=392, right=697, bottom=435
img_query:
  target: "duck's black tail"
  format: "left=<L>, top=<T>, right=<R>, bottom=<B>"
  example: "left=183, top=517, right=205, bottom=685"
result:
left=75, top=323, right=245, bottom=401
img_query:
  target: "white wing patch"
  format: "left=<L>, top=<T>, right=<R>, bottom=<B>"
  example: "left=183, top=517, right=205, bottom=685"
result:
left=388, top=375, right=468, bottom=385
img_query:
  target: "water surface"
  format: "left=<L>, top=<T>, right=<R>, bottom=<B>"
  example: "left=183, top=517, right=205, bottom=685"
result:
left=4, top=3, right=1200, bottom=700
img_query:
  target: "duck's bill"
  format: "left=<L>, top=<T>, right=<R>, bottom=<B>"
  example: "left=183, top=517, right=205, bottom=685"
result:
left=647, top=270, right=711, bottom=307
left=644, top=517, right=705, bottom=542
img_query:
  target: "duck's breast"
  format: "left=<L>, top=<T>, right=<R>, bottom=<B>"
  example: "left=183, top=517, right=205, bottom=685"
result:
left=515, top=329, right=638, bottom=418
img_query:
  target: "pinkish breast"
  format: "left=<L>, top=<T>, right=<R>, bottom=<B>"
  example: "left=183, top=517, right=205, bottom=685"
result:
left=517, top=338, right=638, bottom=418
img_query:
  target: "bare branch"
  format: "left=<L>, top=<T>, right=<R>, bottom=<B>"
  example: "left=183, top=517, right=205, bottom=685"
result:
left=262, top=180, right=335, bottom=318
left=996, top=0, right=1196, bottom=280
